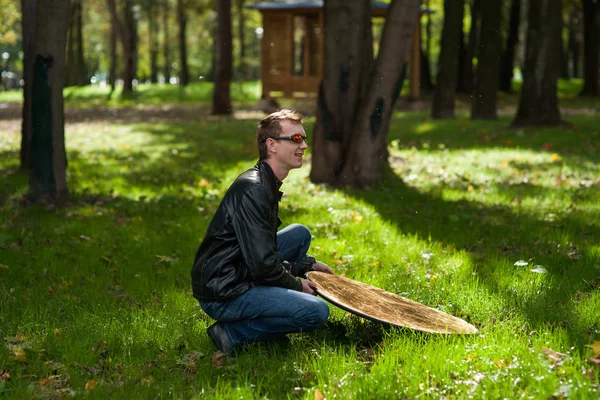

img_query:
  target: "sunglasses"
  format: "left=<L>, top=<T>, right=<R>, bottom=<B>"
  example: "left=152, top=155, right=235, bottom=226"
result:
left=270, top=134, right=308, bottom=144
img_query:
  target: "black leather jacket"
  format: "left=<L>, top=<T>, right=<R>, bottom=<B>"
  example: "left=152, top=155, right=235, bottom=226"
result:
left=191, top=161, right=314, bottom=302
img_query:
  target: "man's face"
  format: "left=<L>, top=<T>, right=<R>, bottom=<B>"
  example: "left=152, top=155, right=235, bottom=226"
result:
left=272, top=120, right=308, bottom=170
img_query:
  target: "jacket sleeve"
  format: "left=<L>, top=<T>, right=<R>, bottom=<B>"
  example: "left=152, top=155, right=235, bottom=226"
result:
left=232, top=186, right=302, bottom=291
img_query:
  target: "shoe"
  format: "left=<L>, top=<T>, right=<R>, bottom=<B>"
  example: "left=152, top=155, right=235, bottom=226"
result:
left=207, top=322, right=235, bottom=355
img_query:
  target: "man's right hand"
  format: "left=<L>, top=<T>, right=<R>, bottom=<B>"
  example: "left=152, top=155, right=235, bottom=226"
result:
left=300, top=279, right=317, bottom=295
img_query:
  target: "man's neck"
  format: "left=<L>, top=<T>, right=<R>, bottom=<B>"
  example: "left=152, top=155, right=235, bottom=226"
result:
left=264, top=159, right=289, bottom=181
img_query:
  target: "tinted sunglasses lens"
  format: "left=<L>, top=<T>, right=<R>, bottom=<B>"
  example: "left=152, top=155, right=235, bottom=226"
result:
left=293, top=135, right=307, bottom=144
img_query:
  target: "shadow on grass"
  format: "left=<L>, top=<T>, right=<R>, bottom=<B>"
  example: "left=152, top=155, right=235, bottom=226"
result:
left=345, top=165, right=599, bottom=343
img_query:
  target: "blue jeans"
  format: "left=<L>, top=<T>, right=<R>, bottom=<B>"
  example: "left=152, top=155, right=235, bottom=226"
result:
left=200, top=223, right=330, bottom=350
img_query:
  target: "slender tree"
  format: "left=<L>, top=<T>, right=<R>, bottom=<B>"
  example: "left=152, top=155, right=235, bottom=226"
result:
left=471, top=0, right=503, bottom=119
left=512, top=0, right=563, bottom=127
left=236, top=0, right=246, bottom=79
left=580, top=0, right=599, bottom=96
left=21, top=0, right=70, bottom=201
left=431, top=0, right=465, bottom=119
left=176, top=0, right=189, bottom=86
left=147, top=0, right=159, bottom=83
left=310, top=0, right=421, bottom=187
left=457, top=0, right=479, bottom=94
left=567, top=4, right=582, bottom=78
left=162, top=0, right=171, bottom=82
left=107, top=0, right=138, bottom=95
left=212, top=0, right=232, bottom=115
left=499, top=0, right=521, bottom=92
left=65, top=0, right=87, bottom=86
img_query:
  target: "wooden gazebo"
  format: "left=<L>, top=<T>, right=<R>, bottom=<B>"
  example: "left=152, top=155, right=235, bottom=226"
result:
left=247, top=1, right=426, bottom=100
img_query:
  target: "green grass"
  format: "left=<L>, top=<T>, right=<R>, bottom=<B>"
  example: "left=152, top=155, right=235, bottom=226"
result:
left=0, top=97, right=599, bottom=398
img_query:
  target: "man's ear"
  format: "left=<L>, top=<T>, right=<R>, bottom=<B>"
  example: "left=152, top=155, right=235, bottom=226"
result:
left=266, top=138, right=277, bottom=155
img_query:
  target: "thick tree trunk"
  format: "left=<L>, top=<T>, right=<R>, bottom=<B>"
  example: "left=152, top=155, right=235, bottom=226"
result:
left=162, top=0, right=171, bottom=82
left=512, top=0, right=563, bottom=127
left=212, top=0, right=232, bottom=115
left=580, top=0, right=599, bottom=96
left=176, top=0, right=189, bottom=86
left=22, top=0, right=70, bottom=201
left=499, top=0, right=521, bottom=92
left=471, top=0, right=502, bottom=119
left=148, top=2, right=159, bottom=84
left=431, top=0, right=465, bottom=119
left=311, top=0, right=420, bottom=187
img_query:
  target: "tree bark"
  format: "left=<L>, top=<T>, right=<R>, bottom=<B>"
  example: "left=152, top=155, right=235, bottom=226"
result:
left=107, top=0, right=137, bottom=95
left=108, top=17, right=117, bottom=93
left=148, top=1, right=159, bottom=84
left=512, top=0, right=563, bottom=127
left=162, top=0, right=171, bottom=82
left=431, top=0, right=465, bottom=119
left=236, top=0, right=246, bottom=80
left=66, top=0, right=87, bottom=86
left=22, top=0, right=70, bottom=201
left=310, top=0, right=420, bottom=187
left=471, top=0, right=502, bottom=119
left=212, top=0, right=232, bottom=115
left=457, top=0, right=479, bottom=94
left=20, top=0, right=36, bottom=171
left=580, top=0, right=599, bottom=96
left=499, top=0, right=521, bottom=92
left=567, top=5, right=582, bottom=78
left=176, top=0, right=189, bottom=86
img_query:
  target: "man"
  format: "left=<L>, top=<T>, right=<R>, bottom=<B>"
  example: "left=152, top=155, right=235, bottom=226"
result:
left=191, top=109, right=333, bottom=355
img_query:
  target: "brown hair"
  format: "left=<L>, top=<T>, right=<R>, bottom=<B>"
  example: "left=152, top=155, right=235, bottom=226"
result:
left=257, top=109, right=304, bottom=161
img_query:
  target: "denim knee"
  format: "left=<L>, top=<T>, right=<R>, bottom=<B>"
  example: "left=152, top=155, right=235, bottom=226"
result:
left=300, top=299, right=329, bottom=330
left=289, top=223, right=311, bottom=245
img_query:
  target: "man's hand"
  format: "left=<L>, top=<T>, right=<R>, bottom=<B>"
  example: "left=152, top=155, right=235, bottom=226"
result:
left=300, top=279, right=317, bottom=295
left=312, top=261, right=334, bottom=275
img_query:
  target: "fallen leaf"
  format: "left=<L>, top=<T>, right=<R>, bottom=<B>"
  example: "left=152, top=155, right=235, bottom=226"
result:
left=11, top=347, right=26, bottom=362
left=212, top=351, right=225, bottom=368
left=314, top=388, right=326, bottom=400
left=0, top=370, right=10, bottom=381
left=587, top=341, right=600, bottom=358
left=550, top=153, right=562, bottom=162
left=85, top=380, right=97, bottom=390
left=542, top=346, right=571, bottom=368
left=0, top=264, right=8, bottom=269
left=588, top=358, right=600, bottom=367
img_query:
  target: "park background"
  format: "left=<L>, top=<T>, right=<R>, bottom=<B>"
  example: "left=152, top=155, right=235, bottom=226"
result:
left=1, top=0, right=599, bottom=398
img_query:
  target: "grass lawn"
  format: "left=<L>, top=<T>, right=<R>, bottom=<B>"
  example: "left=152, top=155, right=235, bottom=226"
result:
left=0, top=83, right=599, bottom=399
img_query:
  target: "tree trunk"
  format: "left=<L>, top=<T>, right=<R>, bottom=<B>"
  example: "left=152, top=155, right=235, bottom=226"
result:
left=162, top=0, right=171, bottom=83
left=212, top=0, right=232, bottom=115
left=499, top=0, right=521, bottom=92
left=236, top=0, right=246, bottom=80
left=149, top=1, right=159, bottom=84
left=107, top=0, right=137, bottom=95
left=20, top=0, right=36, bottom=171
left=108, top=18, right=117, bottom=92
left=512, top=0, right=563, bottom=127
left=176, top=0, right=189, bottom=86
left=457, top=0, right=479, bottom=94
left=310, top=0, right=420, bottom=187
left=431, top=0, right=465, bottom=119
left=421, top=1, right=434, bottom=91
left=22, top=0, right=70, bottom=202
left=567, top=6, right=582, bottom=78
left=580, top=0, right=599, bottom=96
left=471, top=0, right=502, bottom=119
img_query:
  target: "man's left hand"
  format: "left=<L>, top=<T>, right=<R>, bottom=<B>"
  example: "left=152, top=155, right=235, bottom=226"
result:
left=312, top=262, right=334, bottom=275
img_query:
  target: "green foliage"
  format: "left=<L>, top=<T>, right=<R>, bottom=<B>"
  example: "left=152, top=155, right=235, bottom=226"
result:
left=0, top=97, right=599, bottom=398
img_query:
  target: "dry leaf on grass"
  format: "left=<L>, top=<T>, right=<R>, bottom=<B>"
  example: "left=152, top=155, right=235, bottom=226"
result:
left=587, top=341, right=600, bottom=358
left=541, top=346, right=571, bottom=368
left=212, top=351, right=225, bottom=368
left=314, top=388, right=326, bottom=400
